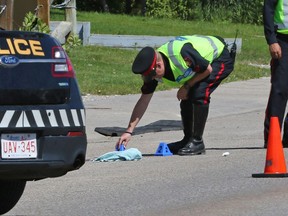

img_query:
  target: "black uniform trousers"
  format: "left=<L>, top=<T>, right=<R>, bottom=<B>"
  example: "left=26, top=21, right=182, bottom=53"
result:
left=183, top=47, right=235, bottom=106
left=264, top=33, right=288, bottom=145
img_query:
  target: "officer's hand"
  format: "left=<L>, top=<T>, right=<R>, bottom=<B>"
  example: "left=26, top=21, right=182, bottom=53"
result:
left=269, top=43, right=282, bottom=59
left=115, top=132, right=132, bottom=150
left=177, top=86, right=188, bottom=101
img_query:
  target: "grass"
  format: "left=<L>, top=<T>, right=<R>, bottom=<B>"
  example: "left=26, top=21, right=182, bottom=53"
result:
left=51, top=10, right=271, bottom=95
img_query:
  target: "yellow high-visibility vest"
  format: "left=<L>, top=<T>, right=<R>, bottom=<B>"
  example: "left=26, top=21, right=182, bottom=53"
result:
left=157, top=35, right=224, bottom=85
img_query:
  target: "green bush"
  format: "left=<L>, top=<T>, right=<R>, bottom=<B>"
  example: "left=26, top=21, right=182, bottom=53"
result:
left=62, top=0, right=263, bottom=25
left=134, top=0, right=263, bottom=24
left=75, top=0, right=126, bottom=13
left=146, top=0, right=201, bottom=20
left=201, top=0, right=263, bottom=24
left=19, top=12, right=50, bottom=33
left=146, top=0, right=173, bottom=19
left=20, top=12, right=81, bottom=52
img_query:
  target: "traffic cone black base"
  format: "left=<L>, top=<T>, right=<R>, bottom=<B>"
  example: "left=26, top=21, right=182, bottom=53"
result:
left=252, top=173, right=288, bottom=178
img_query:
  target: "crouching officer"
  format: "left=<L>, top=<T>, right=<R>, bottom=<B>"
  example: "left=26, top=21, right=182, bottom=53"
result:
left=116, top=35, right=235, bottom=155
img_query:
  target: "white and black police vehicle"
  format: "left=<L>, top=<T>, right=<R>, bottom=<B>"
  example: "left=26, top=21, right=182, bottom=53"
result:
left=0, top=30, right=87, bottom=214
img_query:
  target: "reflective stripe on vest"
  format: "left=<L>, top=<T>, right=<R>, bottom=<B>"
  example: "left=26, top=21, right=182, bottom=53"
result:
left=167, top=40, right=186, bottom=74
left=275, top=0, right=288, bottom=34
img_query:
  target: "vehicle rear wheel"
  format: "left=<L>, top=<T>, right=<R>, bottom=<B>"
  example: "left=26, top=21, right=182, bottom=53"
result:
left=0, top=180, right=26, bottom=215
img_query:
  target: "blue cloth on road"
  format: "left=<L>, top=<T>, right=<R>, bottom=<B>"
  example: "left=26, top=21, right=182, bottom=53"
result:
left=93, top=148, right=142, bottom=162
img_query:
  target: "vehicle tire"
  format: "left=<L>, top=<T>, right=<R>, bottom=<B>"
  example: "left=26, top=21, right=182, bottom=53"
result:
left=0, top=180, right=26, bottom=215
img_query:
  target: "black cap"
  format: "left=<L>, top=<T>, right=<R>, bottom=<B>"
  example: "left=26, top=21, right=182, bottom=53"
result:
left=132, top=47, right=156, bottom=76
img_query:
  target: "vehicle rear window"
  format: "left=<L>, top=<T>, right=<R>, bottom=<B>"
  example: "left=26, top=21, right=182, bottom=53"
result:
left=0, top=31, right=71, bottom=105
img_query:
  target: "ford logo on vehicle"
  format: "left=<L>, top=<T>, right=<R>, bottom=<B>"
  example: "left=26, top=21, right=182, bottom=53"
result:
left=0, top=55, right=20, bottom=68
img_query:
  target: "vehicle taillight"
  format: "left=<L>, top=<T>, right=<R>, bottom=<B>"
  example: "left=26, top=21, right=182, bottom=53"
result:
left=67, top=132, right=85, bottom=137
left=52, top=46, right=75, bottom=78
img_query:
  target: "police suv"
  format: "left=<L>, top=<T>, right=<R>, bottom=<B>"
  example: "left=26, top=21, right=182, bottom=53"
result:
left=0, top=30, right=87, bottom=214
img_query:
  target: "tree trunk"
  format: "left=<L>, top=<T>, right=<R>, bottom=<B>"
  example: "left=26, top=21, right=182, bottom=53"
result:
left=100, top=0, right=109, bottom=12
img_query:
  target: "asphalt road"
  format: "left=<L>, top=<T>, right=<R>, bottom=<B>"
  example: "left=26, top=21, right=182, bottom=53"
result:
left=6, top=77, right=288, bottom=216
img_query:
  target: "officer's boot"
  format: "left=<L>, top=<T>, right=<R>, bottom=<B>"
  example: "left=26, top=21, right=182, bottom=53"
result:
left=167, top=101, right=193, bottom=154
left=178, top=104, right=208, bottom=156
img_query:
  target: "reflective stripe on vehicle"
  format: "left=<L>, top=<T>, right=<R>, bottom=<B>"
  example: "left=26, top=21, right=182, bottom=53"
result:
left=18, top=59, right=67, bottom=64
left=0, top=109, right=85, bottom=128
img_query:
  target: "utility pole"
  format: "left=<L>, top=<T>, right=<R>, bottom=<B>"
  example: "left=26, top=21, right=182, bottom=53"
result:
left=37, top=0, right=50, bottom=26
left=0, top=0, right=13, bottom=30
left=0, top=0, right=49, bottom=30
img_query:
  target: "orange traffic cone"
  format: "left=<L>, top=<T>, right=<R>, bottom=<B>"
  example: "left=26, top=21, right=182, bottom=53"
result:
left=252, top=116, right=288, bottom=178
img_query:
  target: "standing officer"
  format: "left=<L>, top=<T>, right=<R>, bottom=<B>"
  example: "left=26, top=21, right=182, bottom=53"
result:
left=263, top=0, right=288, bottom=147
left=116, top=35, right=235, bottom=155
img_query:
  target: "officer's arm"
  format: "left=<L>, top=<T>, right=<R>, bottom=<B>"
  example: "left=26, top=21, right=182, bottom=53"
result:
left=184, top=65, right=212, bottom=89
left=263, top=0, right=281, bottom=59
left=263, top=0, right=278, bottom=45
left=126, top=93, right=154, bottom=134
left=177, top=65, right=211, bottom=101
left=116, top=93, right=153, bottom=148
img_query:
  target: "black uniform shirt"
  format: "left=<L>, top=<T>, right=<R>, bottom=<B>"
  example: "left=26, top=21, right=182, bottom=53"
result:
left=263, top=0, right=279, bottom=45
left=141, top=43, right=209, bottom=94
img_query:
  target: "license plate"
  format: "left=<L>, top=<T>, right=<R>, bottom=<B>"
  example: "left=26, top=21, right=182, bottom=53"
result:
left=1, top=133, right=37, bottom=159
